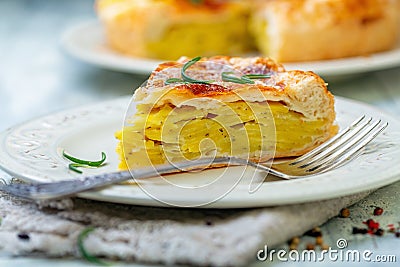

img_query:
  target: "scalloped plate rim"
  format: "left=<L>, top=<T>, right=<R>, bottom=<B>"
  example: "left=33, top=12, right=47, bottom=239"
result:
left=1, top=96, right=400, bottom=208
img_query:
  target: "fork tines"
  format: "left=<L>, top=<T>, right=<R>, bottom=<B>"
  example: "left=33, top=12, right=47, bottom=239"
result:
left=290, top=115, right=388, bottom=173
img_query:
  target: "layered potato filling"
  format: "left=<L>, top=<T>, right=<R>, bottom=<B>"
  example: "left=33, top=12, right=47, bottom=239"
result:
left=116, top=100, right=328, bottom=170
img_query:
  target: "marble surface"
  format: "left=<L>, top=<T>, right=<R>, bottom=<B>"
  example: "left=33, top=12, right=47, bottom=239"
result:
left=1, top=0, right=400, bottom=266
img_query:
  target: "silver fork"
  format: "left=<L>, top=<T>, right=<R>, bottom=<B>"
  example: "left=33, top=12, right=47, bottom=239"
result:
left=0, top=116, right=388, bottom=200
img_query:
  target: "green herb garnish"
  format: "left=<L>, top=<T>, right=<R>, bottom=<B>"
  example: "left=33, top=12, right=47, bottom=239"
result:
left=165, top=57, right=271, bottom=85
left=67, top=163, right=85, bottom=174
left=181, top=56, right=213, bottom=84
left=165, top=56, right=212, bottom=85
left=165, top=77, right=186, bottom=85
left=242, top=74, right=271, bottom=79
left=78, top=227, right=111, bottom=266
left=221, top=72, right=271, bottom=84
left=221, top=72, right=254, bottom=84
left=63, top=150, right=106, bottom=174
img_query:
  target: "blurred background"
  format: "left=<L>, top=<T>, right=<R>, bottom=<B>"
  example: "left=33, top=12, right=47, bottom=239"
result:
left=0, top=0, right=145, bottom=131
left=1, top=0, right=400, bottom=130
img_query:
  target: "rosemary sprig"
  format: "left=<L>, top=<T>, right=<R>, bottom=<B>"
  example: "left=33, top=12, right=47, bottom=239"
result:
left=221, top=72, right=254, bottom=84
left=67, top=163, right=86, bottom=174
left=165, top=57, right=212, bottom=85
left=165, top=78, right=185, bottom=85
left=165, top=57, right=271, bottom=85
left=62, top=150, right=107, bottom=173
left=63, top=151, right=106, bottom=166
left=242, top=74, right=271, bottom=79
left=221, top=72, right=271, bottom=84
left=181, top=56, right=213, bottom=84
left=78, top=227, right=111, bottom=266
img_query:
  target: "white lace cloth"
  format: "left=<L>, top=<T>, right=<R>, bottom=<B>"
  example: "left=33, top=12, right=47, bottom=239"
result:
left=0, top=191, right=370, bottom=266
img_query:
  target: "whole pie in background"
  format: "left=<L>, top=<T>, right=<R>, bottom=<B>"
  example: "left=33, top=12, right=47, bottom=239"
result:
left=96, top=0, right=400, bottom=62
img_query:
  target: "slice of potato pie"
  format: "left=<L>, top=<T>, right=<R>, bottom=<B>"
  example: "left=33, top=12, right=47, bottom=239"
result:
left=115, top=56, right=338, bottom=169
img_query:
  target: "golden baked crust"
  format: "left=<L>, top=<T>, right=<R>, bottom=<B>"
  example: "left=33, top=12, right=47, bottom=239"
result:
left=116, top=56, right=338, bottom=169
left=139, top=56, right=335, bottom=122
left=251, top=0, right=400, bottom=61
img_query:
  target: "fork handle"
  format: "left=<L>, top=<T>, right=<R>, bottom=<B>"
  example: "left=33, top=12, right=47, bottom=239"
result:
left=1, top=157, right=247, bottom=200
left=1, top=157, right=280, bottom=200
left=79, top=157, right=234, bottom=189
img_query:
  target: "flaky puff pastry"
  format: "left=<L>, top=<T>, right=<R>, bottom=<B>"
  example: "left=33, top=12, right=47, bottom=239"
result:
left=116, top=56, right=338, bottom=169
left=250, top=0, right=400, bottom=62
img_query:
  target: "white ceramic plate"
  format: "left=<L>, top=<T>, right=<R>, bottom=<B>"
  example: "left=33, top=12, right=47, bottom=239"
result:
left=1, top=96, right=400, bottom=208
left=61, top=21, right=400, bottom=78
